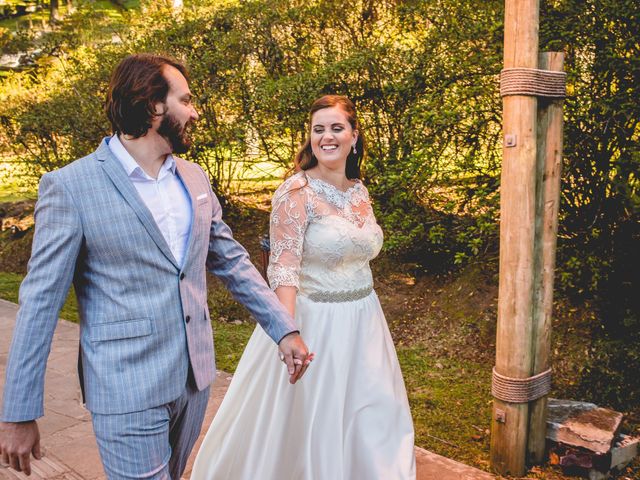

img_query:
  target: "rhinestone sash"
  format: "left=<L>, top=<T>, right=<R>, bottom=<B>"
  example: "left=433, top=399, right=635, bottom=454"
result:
left=304, top=286, right=373, bottom=303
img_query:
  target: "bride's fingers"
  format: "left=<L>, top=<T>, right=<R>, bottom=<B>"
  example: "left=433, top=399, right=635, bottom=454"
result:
left=290, top=353, right=315, bottom=383
left=297, top=363, right=310, bottom=381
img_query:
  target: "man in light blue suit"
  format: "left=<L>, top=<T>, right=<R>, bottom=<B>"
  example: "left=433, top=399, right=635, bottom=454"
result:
left=0, top=54, right=311, bottom=478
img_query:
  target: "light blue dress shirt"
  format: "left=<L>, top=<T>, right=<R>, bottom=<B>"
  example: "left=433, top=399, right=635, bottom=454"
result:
left=108, top=135, right=192, bottom=267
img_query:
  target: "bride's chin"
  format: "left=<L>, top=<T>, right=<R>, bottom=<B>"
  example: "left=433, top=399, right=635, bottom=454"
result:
left=316, top=157, right=348, bottom=169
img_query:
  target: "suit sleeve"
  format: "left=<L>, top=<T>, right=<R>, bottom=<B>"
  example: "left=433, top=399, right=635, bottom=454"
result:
left=1, top=172, right=82, bottom=422
left=202, top=170, right=298, bottom=344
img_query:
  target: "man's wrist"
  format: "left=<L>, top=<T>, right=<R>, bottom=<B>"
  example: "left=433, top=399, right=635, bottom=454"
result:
left=277, top=330, right=300, bottom=345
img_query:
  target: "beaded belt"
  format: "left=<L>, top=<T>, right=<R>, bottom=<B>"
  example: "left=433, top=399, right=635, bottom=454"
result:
left=304, top=286, right=373, bottom=303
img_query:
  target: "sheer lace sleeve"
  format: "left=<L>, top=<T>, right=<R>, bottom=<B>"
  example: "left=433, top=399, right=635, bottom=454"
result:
left=267, top=174, right=310, bottom=290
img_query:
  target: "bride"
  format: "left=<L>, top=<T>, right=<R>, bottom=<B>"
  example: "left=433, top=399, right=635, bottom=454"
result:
left=191, top=95, right=415, bottom=479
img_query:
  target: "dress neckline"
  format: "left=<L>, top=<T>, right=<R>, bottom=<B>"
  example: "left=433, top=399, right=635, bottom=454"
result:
left=305, top=174, right=361, bottom=195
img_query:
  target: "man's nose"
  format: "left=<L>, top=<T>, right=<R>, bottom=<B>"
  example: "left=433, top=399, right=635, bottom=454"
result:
left=190, top=105, right=199, bottom=121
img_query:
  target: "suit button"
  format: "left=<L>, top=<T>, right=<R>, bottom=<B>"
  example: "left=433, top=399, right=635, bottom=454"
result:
left=180, top=273, right=185, bottom=280
left=185, top=315, right=191, bottom=323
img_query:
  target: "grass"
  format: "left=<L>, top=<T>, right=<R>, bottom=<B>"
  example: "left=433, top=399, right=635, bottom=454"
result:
left=0, top=1, right=140, bottom=32
left=0, top=182, right=36, bottom=202
left=398, top=347, right=492, bottom=468
left=0, top=272, right=79, bottom=321
left=0, top=163, right=37, bottom=202
left=211, top=319, right=255, bottom=373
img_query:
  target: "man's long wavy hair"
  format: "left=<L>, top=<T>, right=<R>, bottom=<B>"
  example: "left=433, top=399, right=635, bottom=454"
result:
left=105, top=53, right=188, bottom=138
left=293, top=95, right=365, bottom=180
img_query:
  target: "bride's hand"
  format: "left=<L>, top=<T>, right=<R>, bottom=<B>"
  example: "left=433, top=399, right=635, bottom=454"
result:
left=278, top=332, right=313, bottom=384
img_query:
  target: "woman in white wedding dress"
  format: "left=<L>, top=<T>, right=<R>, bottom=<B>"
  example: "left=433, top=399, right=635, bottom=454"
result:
left=191, top=95, right=415, bottom=480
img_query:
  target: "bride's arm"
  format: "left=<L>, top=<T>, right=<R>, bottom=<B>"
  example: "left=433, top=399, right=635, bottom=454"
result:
left=274, top=286, right=297, bottom=317
left=267, top=180, right=309, bottom=300
left=268, top=180, right=315, bottom=377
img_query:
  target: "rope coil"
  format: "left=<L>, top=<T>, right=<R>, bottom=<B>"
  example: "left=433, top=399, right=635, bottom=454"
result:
left=500, top=68, right=567, bottom=98
left=491, top=367, right=552, bottom=403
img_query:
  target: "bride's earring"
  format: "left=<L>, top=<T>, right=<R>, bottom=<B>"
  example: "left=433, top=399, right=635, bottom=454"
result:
left=352, top=143, right=357, bottom=155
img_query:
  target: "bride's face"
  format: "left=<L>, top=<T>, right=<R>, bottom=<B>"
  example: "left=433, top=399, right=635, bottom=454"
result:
left=310, top=106, right=358, bottom=171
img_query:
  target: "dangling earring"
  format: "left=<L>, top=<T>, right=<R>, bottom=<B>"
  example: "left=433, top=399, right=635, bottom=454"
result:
left=352, top=144, right=357, bottom=155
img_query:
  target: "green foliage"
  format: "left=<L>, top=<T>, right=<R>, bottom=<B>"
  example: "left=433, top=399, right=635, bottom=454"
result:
left=538, top=1, right=640, bottom=400
left=574, top=334, right=640, bottom=412
left=540, top=0, right=639, bottom=300
left=0, top=0, right=637, bottom=319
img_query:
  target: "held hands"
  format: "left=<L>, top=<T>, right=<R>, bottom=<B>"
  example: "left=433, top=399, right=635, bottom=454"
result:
left=0, top=420, right=42, bottom=476
left=278, top=333, right=314, bottom=384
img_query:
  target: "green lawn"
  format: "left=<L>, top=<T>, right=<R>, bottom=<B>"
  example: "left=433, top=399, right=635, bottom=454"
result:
left=0, top=1, right=140, bottom=32
left=0, top=272, right=79, bottom=321
left=399, top=347, right=492, bottom=468
left=0, top=182, right=36, bottom=203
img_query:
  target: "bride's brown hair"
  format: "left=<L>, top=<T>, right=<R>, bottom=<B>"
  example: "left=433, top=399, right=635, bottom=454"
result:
left=293, top=95, right=365, bottom=180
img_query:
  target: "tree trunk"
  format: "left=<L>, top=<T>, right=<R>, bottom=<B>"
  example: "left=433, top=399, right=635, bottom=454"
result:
left=49, top=0, right=61, bottom=23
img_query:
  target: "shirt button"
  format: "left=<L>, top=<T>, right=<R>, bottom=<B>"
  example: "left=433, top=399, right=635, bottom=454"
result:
left=185, top=315, right=191, bottom=323
left=180, top=273, right=185, bottom=280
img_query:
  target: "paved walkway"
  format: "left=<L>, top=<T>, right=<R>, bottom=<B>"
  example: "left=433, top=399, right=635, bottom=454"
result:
left=0, top=299, right=494, bottom=479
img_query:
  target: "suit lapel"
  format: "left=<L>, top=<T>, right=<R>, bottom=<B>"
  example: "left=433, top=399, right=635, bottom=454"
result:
left=95, top=139, right=180, bottom=270
left=175, top=157, right=201, bottom=269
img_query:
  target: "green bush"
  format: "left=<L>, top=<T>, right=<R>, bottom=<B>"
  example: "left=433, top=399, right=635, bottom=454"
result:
left=0, top=0, right=637, bottom=319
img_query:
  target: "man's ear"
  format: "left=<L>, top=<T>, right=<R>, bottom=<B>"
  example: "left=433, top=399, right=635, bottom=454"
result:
left=154, top=102, right=167, bottom=116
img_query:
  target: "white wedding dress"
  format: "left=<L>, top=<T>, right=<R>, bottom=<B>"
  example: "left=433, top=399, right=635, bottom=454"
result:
left=191, top=172, right=416, bottom=480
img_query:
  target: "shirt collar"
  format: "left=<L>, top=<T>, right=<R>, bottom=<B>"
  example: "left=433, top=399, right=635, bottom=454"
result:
left=108, top=134, right=177, bottom=179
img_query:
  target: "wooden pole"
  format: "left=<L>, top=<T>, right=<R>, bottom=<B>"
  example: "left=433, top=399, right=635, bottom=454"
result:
left=490, top=0, right=540, bottom=475
left=527, top=51, right=565, bottom=464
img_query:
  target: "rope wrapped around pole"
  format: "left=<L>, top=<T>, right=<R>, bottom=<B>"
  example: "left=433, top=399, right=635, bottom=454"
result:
left=491, top=367, right=552, bottom=403
left=500, top=68, right=567, bottom=98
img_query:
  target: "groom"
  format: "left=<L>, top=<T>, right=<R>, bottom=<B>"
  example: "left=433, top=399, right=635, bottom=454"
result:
left=0, top=54, right=310, bottom=478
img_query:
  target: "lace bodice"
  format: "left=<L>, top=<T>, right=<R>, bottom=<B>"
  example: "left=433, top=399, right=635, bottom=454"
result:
left=267, top=171, right=383, bottom=296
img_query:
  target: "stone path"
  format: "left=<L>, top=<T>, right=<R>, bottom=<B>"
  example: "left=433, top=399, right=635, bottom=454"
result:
left=0, top=299, right=494, bottom=479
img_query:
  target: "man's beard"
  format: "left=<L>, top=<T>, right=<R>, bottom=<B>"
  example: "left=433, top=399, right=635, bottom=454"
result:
left=157, top=112, right=193, bottom=154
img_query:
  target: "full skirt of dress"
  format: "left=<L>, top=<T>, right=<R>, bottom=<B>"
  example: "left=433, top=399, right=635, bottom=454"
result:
left=190, top=291, right=416, bottom=480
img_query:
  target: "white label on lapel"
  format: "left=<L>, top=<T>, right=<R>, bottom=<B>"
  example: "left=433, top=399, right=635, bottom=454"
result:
left=196, top=193, right=208, bottom=203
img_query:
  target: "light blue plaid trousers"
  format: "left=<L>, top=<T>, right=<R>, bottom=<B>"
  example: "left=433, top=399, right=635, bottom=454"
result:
left=92, top=380, right=210, bottom=480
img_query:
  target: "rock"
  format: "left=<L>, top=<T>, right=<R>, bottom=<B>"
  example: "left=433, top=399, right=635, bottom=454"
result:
left=546, top=399, right=623, bottom=454
left=611, top=434, right=639, bottom=471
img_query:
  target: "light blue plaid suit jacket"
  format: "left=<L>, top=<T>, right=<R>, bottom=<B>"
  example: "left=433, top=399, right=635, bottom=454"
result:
left=1, top=138, right=297, bottom=421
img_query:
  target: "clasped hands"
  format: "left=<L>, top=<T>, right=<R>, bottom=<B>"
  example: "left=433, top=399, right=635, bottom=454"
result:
left=277, top=332, right=314, bottom=384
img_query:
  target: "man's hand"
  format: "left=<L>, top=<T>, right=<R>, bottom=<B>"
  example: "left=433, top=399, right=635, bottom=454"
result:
left=278, top=332, right=313, bottom=384
left=0, top=420, right=42, bottom=476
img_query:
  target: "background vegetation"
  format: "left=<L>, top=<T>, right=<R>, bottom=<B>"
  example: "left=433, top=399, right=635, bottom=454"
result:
left=0, top=0, right=638, bottom=474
